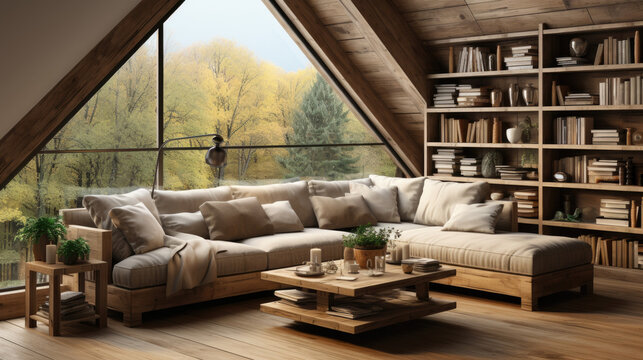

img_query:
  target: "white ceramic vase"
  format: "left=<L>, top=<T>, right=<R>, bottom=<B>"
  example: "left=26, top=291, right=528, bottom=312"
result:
left=506, top=127, right=521, bottom=144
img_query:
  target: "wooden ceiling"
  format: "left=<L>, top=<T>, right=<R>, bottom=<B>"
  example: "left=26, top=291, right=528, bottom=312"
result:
left=273, top=0, right=643, bottom=175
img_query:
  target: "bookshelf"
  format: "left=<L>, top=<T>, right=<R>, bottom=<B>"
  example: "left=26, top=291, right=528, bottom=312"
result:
left=425, top=22, right=643, bottom=270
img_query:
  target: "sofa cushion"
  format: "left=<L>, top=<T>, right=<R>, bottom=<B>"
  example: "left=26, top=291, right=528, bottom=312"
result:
left=109, top=202, right=165, bottom=254
left=112, top=240, right=268, bottom=289
left=397, top=227, right=592, bottom=275
left=486, top=200, right=516, bottom=232
left=240, top=228, right=346, bottom=269
left=261, top=201, right=304, bottom=233
left=414, top=180, right=489, bottom=226
left=230, top=181, right=316, bottom=227
left=307, top=178, right=372, bottom=198
left=371, top=222, right=429, bottom=233
left=160, top=212, right=209, bottom=238
left=153, top=187, right=232, bottom=214
left=83, top=188, right=160, bottom=263
left=369, top=175, right=425, bottom=222
left=310, top=195, right=377, bottom=230
left=442, top=203, right=503, bottom=234
left=348, top=183, right=400, bottom=223
left=200, top=197, right=274, bottom=241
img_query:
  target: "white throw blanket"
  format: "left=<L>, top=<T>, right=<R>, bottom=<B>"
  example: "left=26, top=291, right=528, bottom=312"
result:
left=163, top=231, right=219, bottom=296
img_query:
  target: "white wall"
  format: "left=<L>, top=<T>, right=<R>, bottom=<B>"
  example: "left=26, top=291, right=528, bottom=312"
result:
left=0, top=0, right=141, bottom=140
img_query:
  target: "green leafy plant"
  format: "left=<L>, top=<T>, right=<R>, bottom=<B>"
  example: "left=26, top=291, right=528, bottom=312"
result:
left=57, top=237, right=90, bottom=265
left=552, top=208, right=582, bottom=222
left=15, top=216, right=66, bottom=246
left=342, top=224, right=401, bottom=250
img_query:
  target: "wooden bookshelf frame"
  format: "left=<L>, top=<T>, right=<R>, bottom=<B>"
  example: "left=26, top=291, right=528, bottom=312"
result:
left=425, top=21, right=643, bottom=254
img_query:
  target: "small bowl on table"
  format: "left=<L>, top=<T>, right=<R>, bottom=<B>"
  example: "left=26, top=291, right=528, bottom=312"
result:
left=401, top=263, right=414, bottom=274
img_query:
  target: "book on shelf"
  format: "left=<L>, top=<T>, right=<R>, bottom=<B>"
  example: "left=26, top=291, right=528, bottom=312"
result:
left=504, top=45, right=538, bottom=70
left=432, top=148, right=462, bottom=176
left=594, top=43, right=604, bottom=65
left=554, top=116, right=594, bottom=144
left=514, top=189, right=538, bottom=218
left=554, top=155, right=588, bottom=183
left=433, top=84, right=457, bottom=107
left=459, top=157, right=481, bottom=177
left=564, top=93, right=598, bottom=106
left=555, top=85, right=570, bottom=106
left=440, top=116, right=494, bottom=143
left=591, top=129, right=621, bottom=145
left=597, top=35, right=634, bottom=65
left=599, top=76, right=642, bottom=105
left=597, top=198, right=631, bottom=227
left=556, top=56, right=588, bottom=66
left=274, top=289, right=317, bottom=306
left=325, top=296, right=385, bottom=319
left=457, top=86, right=490, bottom=107
left=456, top=46, right=490, bottom=73
left=580, top=235, right=640, bottom=268
left=38, top=291, right=95, bottom=321
left=496, top=166, right=528, bottom=180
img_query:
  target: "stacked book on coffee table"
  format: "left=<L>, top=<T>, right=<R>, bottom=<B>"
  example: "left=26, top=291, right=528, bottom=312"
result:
left=37, top=291, right=95, bottom=321
left=401, top=258, right=440, bottom=272
left=326, top=296, right=384, bottom=319
left=274, top=289, right=316, bottom=307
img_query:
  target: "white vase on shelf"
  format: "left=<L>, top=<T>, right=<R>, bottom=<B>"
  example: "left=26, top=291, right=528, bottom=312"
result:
left=506, top=127, right=521, bottom=144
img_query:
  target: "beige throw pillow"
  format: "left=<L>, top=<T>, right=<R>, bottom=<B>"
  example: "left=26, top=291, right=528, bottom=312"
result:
left=230, top=181, right=316, bottom=227
left=348, top=183, right=400, bottom=223
left=441, top=203, right=503, bottom=234
left=261, top=201, right=304, bottom=233
left=310, top=195, right=377, bottom=230
left=153, top=187, right=232, bottom=214
left=307, top=178, right=372, bottom=198
left=414, top=180, right=489, bottom=226
left=83, top=188, right=161, bottom=263
left=109, top=202, right=165, bottom=254
left=368, top=175, right=425, bottom=221
left=160, top=212, right=209, bottom=238
left=199, top=197, right=274, bottom=241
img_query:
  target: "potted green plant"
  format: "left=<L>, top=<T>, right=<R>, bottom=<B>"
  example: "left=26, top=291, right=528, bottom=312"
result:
left=342, top=225, right=400, bottom=269
left=57, top=237, right=90, bottom=265
left=15, top=216, right=67, bottom=261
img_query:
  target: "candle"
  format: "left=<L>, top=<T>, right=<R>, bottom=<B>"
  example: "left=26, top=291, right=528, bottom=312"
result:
left=46, top=244, right=57, bottom=264
left=402, top=244, right=410, bottom=260
left=310, top=248, right=322, bottom=272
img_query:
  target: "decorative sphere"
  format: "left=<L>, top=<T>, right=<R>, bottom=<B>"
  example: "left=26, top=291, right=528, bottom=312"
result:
left=569, top=37, right=588, bottom=57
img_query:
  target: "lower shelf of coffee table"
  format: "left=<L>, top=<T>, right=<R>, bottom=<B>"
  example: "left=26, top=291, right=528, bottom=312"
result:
left=260, top=291, right=456, bottom=334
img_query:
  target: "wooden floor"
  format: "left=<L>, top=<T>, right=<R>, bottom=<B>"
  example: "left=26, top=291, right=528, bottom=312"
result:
left=1, top=277, right=641, bottom=360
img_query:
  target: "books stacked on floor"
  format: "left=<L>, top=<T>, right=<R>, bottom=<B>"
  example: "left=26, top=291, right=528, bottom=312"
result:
left=326, top=297, right=384, bottom=319
left=579, top=235, right=640, bottom=268
left=591, top=129, right=621, bottom=145
left=596, top=198, right=630, bottom=227
left=564, top=92, right=599, bottom=106
left=274, top=289, right=317, bottom=307
left=460, top=158, right=481, bottom=177
left=37, top=291, right=95, bottom=321
left=595, top=36, right=635, bottom=65
left=504, top=45, right=538, bottom=69
left=401, top=258, right=440, bottom=272
left=587, top=158, right=622, bottom=184
left=456, top=46, right=490, bottom=72
left=433, top=84, right=457, bottom=107
left=514, top=189, right=538, bottom=218
left=554, top=155, right=588, bottom=183
left=496, top=165, right=527, bottom=180
left=457, top=86, right=490, bottom=107
left=554, top=116, right=594, bottom=144
left=598, top=76, right=642, bottom=105
left=555, top=56, right=588, bottom=66
left=432, top=148, right=463, bottom=176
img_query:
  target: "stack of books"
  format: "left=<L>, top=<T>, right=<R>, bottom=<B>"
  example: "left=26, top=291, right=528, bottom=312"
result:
left=596, top=198, right=630, bottom=227
left=496, top=165, right=528, bottom=180
left=457, top=86, right=490, bottom=107
left=37, top=291, right=95, bottom=321
left=555, top=56, right=588, bottom=66
left=564, top=92, right=599, bottom=105
left=456, top=46, right=490, bottom=72
left=514, top=189, right=538, bottom=218
left=555, top=155, right=588, bottom=183
left=326, top=297, right=384, bottom=319
left=598, top=76, right=642, bottom=105
left=401, top=258, right=440, bottom=272
left=588, top=159, right=621, bottom=183
left=274, top=289, right=316, bottom=307
left=433, top=84, right=457, bottom=107
left=432, top=149, right=463, bottom=176
left=460, top=158, right=481, bottom=177
left=504, top=45, right=538, bottom=69
left=554, top=116, right=594, bottom=144
left=591, top=129, right=621, bottom=145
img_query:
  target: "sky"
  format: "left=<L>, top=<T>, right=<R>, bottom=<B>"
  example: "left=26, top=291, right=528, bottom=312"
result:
left=164, top=0, right=311, bottom=72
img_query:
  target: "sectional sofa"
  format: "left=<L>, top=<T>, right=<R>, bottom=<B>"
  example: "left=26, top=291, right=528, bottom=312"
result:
left=60, top=175, right=593, bottom=326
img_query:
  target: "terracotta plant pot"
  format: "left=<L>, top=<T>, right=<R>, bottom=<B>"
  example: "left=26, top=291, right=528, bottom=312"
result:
left=32, top=234, right=49, bottom=262
left=353, top=247, right=386, bottom=269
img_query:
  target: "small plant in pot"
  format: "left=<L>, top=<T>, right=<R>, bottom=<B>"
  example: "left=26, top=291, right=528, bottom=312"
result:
left=15, top=216, right=67, bottom=262
left=57, top=237, right=90, bottom=265
left=342, top=225, right=400, bottom=269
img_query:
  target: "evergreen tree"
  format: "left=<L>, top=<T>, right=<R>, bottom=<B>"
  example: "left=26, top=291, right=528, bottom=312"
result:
left=279, top=74, right=357, bottom=179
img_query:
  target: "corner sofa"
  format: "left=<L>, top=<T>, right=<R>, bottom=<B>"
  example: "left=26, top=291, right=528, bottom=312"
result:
left=60, top=175, right=593, bottom=326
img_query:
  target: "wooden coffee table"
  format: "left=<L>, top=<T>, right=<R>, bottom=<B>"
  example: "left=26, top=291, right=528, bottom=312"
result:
left=260, top=264, right=456, bottom=334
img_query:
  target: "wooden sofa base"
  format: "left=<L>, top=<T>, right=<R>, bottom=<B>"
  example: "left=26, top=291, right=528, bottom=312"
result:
left=432, top=263, right=594, bottom=310
left=64, top=271, right=283, bottom=327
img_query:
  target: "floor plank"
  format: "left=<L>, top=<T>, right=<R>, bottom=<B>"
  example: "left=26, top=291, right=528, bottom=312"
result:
left=0, top=277, right=641, bottom=359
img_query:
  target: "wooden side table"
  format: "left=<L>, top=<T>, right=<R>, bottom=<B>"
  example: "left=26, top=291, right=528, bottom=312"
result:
left=25, top=259, right=108, bottom=336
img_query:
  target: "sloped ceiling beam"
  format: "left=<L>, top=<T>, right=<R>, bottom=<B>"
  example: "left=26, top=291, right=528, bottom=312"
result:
left=271, top=0, right=423, bottom=176
left=0, top=0, right=184, bottom=189
left=339, top=0, right=432, bottom=113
